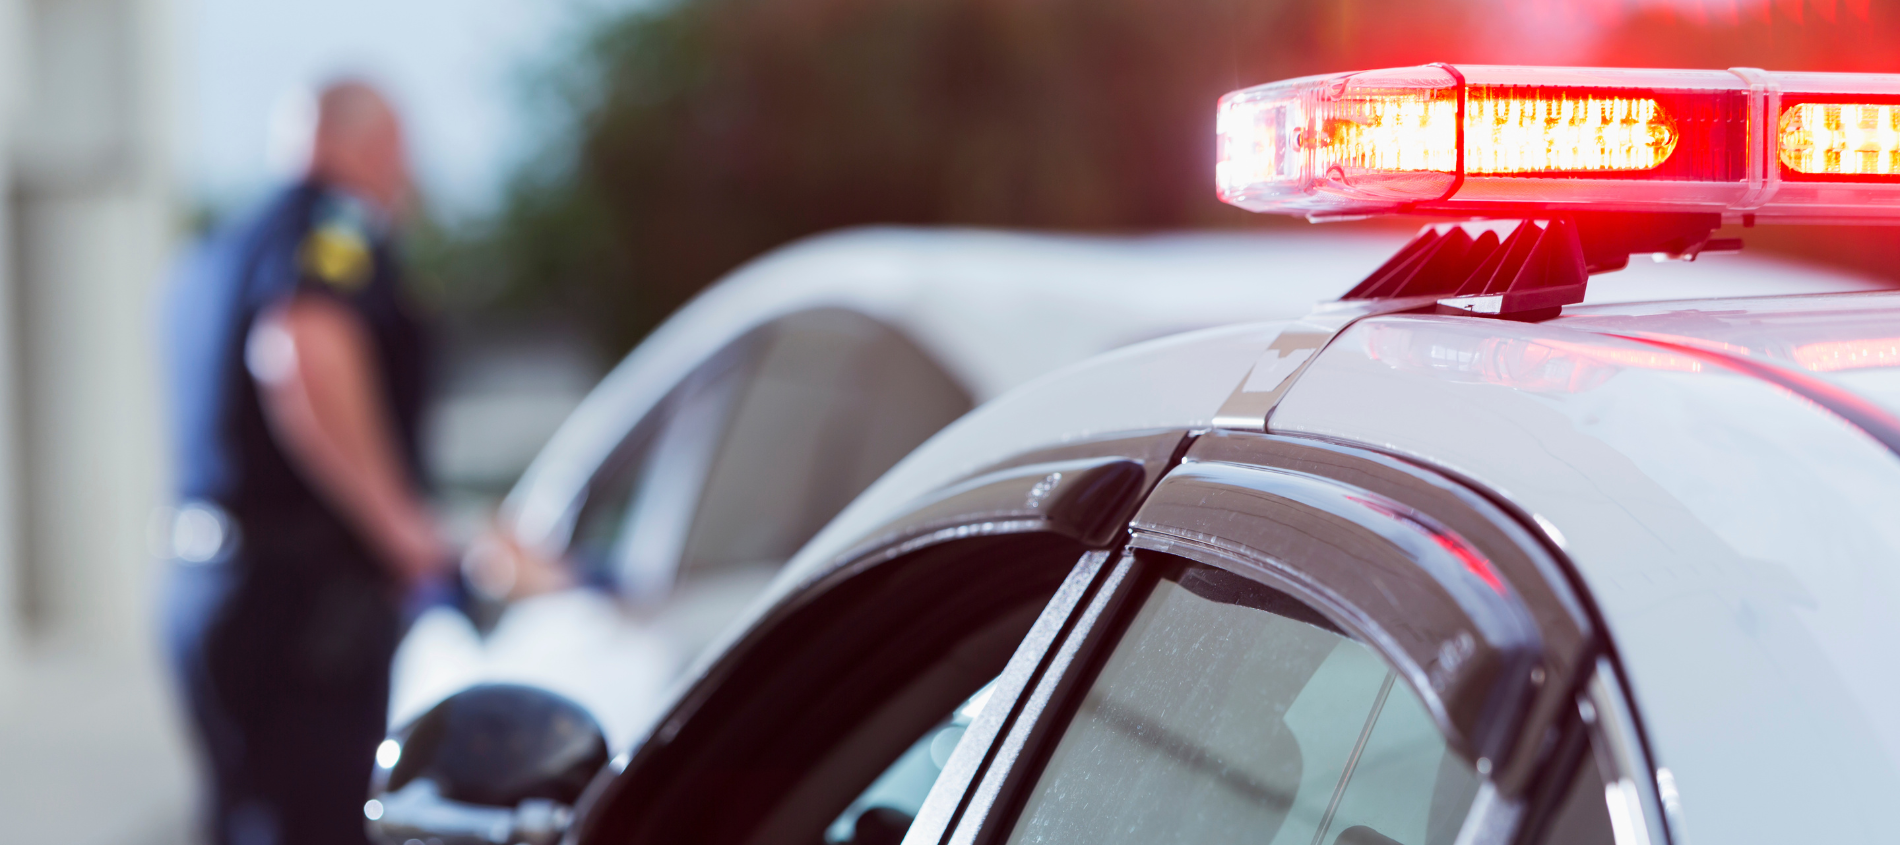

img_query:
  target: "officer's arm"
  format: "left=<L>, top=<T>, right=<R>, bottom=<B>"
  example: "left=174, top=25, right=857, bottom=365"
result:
left=249, top=293, right=446, bottom=585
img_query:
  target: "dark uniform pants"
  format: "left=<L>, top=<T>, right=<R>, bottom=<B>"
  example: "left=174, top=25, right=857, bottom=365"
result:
left=166, top=539, right=400, bottom=845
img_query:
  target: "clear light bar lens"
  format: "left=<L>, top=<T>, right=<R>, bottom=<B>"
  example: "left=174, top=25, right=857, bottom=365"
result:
left=1306, top=94, right=1459, bottom=174
left=1216, top=67, right=1461, bottom=213
left=1220, top=65, right=1900, bottom=219
left=1215, top=68, right=1722, bottom=215
left=1778, top=103, right=1900, bottom=177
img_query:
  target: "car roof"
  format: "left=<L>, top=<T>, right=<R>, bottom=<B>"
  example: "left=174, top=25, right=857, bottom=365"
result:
left=1554, top=289, right=1900, bottom=419
left=1274, top=295, right=1900, bottom=843
left=763, top=285, right=1900, bottom=844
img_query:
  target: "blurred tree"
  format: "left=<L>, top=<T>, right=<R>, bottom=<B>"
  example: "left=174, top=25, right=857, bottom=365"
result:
left=438, top=0, right=1355, bottom=355
left=444, top=0, right=1900, bottom=357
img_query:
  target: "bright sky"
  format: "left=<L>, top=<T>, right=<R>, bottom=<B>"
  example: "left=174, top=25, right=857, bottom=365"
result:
left=178, top=0, right=642, bottom=219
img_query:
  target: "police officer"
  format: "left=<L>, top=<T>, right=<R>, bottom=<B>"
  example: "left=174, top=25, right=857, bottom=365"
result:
left=162, top=80, right=448, bottom=845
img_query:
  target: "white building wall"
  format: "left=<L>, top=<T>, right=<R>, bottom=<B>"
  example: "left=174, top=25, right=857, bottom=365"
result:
left=9, top=0, right=173, bottom=655
left=0, top=0, right=23, bottom=673
left=0, top=4, right=194, bottom=843
left=15, top=192, right=170, bottom=651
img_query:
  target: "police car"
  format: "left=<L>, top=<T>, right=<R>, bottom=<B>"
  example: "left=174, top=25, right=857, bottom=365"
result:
left=369, top=65, right=1900, bottom=845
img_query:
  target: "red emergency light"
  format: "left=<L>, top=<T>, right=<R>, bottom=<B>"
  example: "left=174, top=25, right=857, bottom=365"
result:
left=1217, top=65, right=1900, bottom=221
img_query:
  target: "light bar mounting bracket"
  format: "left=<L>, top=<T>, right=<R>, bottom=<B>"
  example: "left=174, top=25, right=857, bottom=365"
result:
left=1344, top=214, right=1741, bottom=321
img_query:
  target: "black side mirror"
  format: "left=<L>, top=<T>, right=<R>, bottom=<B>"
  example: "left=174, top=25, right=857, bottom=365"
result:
left=366, top=684, right=609, bottom=845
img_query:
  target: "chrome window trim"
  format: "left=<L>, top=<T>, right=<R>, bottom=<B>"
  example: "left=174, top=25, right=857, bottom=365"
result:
left=513, top=326, right=765, bottom=555
left=610, top=352, right=749, bottom=603
left=1581, top=657, right=1672, bottom=845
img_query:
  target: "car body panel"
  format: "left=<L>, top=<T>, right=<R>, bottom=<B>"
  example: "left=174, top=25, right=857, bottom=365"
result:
left=1556, top=290, right=1900, bottom=419
left=713, top=290, right=1900, bottom=844
left=1271, top=307, right=1900, bottom=844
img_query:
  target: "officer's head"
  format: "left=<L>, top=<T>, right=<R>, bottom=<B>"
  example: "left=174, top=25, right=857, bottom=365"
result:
left=307, top=80, right=409, bottom=216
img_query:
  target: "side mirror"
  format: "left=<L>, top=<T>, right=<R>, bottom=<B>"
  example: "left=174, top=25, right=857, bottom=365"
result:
left=366, top=684, right=609, bottom=845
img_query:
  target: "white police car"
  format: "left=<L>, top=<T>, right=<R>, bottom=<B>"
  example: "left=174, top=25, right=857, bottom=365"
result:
left=370, top=65, right=1900, bottom=845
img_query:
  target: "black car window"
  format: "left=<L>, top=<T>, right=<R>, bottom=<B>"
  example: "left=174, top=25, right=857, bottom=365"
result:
left=1001, top=561, right=1481, bottom=845
left=825, top=679, right=997, bottom=844
left=682, top=308, right=972, bottom=579
left=1528, top=744, right=1617, bottom=845
left=582, top=533, right=1085, bottom=845
left=563, top=337, right=753, bottom=593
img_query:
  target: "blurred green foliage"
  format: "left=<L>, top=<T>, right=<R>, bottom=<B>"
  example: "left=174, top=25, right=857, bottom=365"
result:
left=431, top=0, right=1900, bottom=358
left=427, top=0, right=1347, bottom=355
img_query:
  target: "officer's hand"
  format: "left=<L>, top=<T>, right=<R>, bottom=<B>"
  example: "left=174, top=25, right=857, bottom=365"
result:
left=389, top=516, right=453, bottom=588
left=463, top=521, right=575, bottom=603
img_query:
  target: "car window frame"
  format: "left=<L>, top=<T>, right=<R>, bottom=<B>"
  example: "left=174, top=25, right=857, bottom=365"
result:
left=509, top=307, right=978, bottom=567
left=568, top=431, right=1189, bottom=845
left=678, top=307, right=977, bottom=578
left=529, top=326, right=766, bottom=564
left=517, top=307, right=982, bottom=601
left=929, top=432, right=1610, bottom=845
left=1578, top=657, right=1671, bottom=845
left=1164, top=432, right=1601, bottom=793
left=600, top=339, right=755, bottom=600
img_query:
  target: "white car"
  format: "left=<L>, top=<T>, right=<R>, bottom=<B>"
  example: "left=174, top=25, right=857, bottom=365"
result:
left=389, top=224, right=1879, bottom=750
left=390, top=225, right=1429, bottom=741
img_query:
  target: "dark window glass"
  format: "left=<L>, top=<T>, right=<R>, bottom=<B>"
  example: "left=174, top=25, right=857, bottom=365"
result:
left=563, top=340, right=751, bottom=593
left=824, top=680, right=997, bottom=845
left=683, top=309, right=972, bottom=578
left=1534, top=751, right=1617, bottom=845
left=561, top=310, right=972, bottom=657
left=1004, top=563, right=1480, bottom=845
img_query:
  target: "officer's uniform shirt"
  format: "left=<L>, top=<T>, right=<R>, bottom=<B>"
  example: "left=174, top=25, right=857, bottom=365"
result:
left=162, top=178, right=428, bottom=845
left=167, top=179, right=427, bottom=551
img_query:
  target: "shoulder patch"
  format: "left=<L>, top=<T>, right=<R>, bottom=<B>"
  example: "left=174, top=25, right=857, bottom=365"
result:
left=299, top=223, right=373, bottom=291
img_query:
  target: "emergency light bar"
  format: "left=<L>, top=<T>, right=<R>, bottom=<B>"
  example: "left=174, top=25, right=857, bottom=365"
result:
left=1217, top=65, right=1900, bottom=221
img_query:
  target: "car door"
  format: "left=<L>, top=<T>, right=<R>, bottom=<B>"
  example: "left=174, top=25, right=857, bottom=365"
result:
left=569, top=430, right=1664, bottom=845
